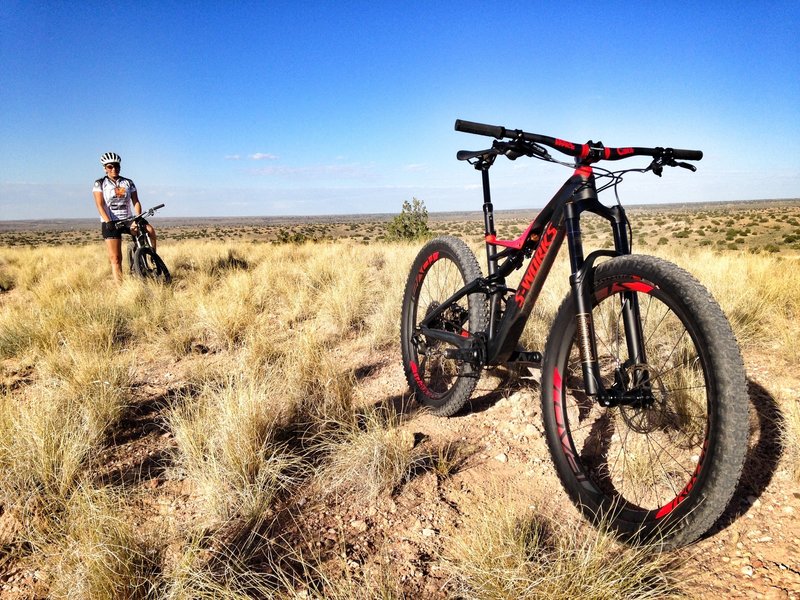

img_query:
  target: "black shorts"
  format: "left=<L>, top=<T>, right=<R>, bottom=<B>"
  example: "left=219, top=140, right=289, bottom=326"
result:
left=101, top=220, right=133, bottom=240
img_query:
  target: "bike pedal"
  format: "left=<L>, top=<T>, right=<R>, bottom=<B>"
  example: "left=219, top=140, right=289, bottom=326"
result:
left=509, top=350, right=543, bottom=366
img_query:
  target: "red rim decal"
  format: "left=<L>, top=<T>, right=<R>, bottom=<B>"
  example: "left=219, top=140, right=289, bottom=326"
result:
left=595, top=280, right=656, bottom=301
left=655, top=437, right=708, bottom=519
left=553, top=367, right=582, bottom=477
left=410, top=360, right=440, bottom=399
left=413, top=251, right=440, bottom=295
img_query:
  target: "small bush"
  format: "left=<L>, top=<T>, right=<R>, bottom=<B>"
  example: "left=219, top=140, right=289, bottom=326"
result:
left=386, top=198, right=430, bottom=241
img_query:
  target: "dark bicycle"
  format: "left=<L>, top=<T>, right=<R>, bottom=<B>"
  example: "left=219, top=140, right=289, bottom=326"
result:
left=400, top=119, right=748, bottom=549
left=115, top=203, right=171, bottom=283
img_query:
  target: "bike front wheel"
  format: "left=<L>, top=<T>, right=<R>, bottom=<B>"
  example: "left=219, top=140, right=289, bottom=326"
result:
left=541, top=255, right=748, bottom=549
left=401, top=236, right=488, bottom=416
left=132, top=247, right=171, bottom=283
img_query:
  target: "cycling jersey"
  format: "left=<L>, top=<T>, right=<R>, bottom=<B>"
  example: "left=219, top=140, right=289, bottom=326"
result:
left=93, top=175, right=137, bottom=221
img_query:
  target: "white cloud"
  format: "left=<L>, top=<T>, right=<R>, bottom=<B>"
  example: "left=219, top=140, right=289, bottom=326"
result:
left=249, top=153, right=279, bottom=161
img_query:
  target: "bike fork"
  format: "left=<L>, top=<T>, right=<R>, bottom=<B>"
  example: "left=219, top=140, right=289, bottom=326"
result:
left=566, top=196, right=649, bottom=405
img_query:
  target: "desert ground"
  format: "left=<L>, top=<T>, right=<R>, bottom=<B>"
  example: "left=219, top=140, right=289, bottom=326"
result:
left=1, top=198, right=799, bottom=598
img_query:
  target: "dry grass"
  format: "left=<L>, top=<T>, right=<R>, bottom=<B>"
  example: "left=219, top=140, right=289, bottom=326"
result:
left=0, top=213, right=798, bottom=597
left=778, top=390, right=800, bottom=483
left=169, top=374, right=301, bottom=524
left=48, top=485, right=157, bottom=600
left=445, top=502, right=688, bottom=599
left=315, top=407, right=422, bottom=500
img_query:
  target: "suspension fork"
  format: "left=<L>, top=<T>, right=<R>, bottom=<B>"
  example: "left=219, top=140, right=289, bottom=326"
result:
left=565, top=198, right=603, bottom=398
left=611, top=204, right=650, bottom=388
left=566, top=181, right=649, bottom=403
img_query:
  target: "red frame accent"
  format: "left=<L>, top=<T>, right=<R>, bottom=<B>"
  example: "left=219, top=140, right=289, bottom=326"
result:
left=485, top=220, right=539, bottom=250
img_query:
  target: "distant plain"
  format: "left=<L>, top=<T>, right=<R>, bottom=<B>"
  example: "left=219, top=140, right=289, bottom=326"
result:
left=2, top=199, right=800, bottom=257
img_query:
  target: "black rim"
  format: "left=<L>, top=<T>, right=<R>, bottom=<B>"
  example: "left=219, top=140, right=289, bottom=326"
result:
left=408, top=251, right=470, bottom=400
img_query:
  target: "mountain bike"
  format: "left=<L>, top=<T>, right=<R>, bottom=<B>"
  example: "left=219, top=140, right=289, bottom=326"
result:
left=115, top=204, right=171, bottom=283
left=400, top=119, right=748, bottom=549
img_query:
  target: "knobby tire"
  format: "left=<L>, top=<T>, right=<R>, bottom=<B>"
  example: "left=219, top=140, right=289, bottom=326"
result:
left=401, top=236, right=488, bottom=416
left=132, top=247, right=171, bottom=284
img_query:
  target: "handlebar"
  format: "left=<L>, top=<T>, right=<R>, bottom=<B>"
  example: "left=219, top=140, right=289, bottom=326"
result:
left=112, top=204, right=166, bottom=227
left=455, top=119, right=703, bottom=163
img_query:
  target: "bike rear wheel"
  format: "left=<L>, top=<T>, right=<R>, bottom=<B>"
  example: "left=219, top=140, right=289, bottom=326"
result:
left=401, top=236, right=488, bottom=416
left=132, top=247, right=171, bottom=283
left=541, top=255, right=748, bottom=549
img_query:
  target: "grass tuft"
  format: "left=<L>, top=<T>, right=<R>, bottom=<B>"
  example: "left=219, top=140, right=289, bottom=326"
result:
left=48, top=485, right=158, bottom=600
left=169, top=374, right=301, bottom=524
left=445, top=502, right=688, bottom=599
left=316, top=408, right=422, bottom=499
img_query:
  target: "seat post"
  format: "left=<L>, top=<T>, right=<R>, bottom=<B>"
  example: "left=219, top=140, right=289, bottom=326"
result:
left=481, top=167, right=498, bottom=277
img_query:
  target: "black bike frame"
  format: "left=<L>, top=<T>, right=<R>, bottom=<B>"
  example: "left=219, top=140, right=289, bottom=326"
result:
left=417, top=161, right=647, bottom=402
left=118, top=204, right=164, bottom=265
left=130, top=219, right=154, bottom=249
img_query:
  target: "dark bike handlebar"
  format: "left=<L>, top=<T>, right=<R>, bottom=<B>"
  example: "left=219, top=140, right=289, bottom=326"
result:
left=455, top=119, right=703, bottom=163
left=112, top=204, right=166, bottom=228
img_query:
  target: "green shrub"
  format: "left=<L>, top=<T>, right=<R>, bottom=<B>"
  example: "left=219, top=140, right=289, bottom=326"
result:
left=386, top=198, right=430, bottom=241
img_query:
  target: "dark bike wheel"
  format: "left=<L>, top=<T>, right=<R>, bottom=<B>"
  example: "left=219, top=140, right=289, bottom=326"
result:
left=132, top=247, right=171, bottom=283
left=401, top=236, right=488, bottom=416
left=127, top=242, right=136, bottom=273
left=541, top=255, right=748, bottom=549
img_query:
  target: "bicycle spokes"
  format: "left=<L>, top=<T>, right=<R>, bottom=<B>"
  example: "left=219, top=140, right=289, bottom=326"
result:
left=565, top=289, right=709, bottom=511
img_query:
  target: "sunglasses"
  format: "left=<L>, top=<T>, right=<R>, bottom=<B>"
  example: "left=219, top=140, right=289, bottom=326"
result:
left=105, top=164, right=120, bottom=170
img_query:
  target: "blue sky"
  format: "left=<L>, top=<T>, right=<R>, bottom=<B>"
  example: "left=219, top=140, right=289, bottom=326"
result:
left=1, top=1, right=798, bottom=220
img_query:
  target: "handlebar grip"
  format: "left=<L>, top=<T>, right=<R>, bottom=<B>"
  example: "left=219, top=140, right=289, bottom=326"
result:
left=455, top=119, right=508, bottom=139
left=152, top=203, right=165, bottom=210
left=671, top=148, right=703, bottom=161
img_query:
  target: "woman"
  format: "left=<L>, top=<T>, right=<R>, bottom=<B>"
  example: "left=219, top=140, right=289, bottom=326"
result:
left=92, top=152, right=157, bottom=282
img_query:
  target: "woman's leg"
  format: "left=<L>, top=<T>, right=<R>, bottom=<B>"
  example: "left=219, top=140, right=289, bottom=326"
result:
left=105, top=238, right=123, bottom=283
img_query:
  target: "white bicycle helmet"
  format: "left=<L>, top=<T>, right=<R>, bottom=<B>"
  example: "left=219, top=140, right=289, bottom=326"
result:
left=100, top=152, right=122, bottom=165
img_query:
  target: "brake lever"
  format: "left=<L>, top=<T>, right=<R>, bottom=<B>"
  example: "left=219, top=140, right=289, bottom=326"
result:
left=649, top=157, right=697, bottom=176
left=530, top=142, right=551, bottom=160
left=675, top=161, right=697, bottom=172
